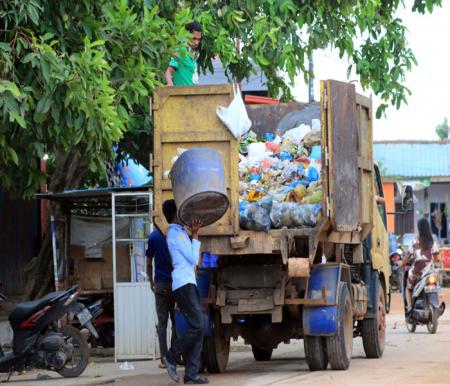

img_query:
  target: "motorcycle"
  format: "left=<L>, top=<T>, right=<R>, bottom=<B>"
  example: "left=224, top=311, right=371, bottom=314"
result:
left=76, top=294, right=114, bottom=348
left=0, top=286, right=98, bottom=381
left=389, top=248, right=404, bottom=292
left=403, top=264, right=446, bottom=333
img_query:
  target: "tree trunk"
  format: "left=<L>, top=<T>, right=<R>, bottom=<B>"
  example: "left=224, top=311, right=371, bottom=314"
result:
left=23, top=146, right=88, bottom=300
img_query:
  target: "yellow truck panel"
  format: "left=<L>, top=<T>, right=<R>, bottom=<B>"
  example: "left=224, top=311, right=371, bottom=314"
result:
left=152, top=85, right=238, bottom=236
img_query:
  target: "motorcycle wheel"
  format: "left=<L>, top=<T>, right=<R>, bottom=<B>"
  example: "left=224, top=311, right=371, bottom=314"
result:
left=405, top=316, right=416, bottom=333
left=427, top=307, right=438, bottom=334
left=57, top=325, right=89, bottom=378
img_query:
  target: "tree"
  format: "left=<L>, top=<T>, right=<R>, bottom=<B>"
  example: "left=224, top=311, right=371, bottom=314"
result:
left=0, top=0, right=442, bottom=297
left=435, top=117, right=449, bottom=140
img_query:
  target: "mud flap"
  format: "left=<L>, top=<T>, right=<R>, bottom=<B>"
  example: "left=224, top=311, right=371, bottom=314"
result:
left=427, top=292, right=440, bottom=308
left=303, top=264, right=341, bottom=336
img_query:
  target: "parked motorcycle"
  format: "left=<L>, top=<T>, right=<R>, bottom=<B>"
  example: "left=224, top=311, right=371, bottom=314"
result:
left=389, top=248, right=404, bottom=292
left=76, top=294, right=114, bottom=348
left=0, top=286, right=98, bottom=381
left=403, top=265, right=446, bottom=333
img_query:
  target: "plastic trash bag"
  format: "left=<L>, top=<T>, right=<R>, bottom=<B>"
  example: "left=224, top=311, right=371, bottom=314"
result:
left=290, top=204, right=323, bottom=227
left=303, top=130, right=321, bottom=147
left=310, top=145, right=321, bottom=160
left=240, top=196, right=273, bottom=232
left=303, top=191, right=322, bottom=204
left=282, top=124, right=311, bottom=144
left=217, top=84, right=252, bottom=139
left=306, top=166, right=320, bottom=182
left=270, top=202, right=294, bottom=228
left=247, top=142, right=272, bottom=164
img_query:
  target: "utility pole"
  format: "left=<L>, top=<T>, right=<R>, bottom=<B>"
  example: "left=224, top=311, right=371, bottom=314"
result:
left=308, top=54, right=314, bottom=102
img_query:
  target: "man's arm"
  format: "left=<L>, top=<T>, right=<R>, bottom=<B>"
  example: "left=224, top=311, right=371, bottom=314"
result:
left=146, top=235, right=155, bottom=290
left=147, top=259, right=155, bottom=290
left=165, top=66, right=175, bottom=86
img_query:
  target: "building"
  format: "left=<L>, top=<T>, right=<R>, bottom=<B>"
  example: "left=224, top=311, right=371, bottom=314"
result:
left=374, top=140, right=450, bottom=241
left=198, top=58, right=268, bottom=96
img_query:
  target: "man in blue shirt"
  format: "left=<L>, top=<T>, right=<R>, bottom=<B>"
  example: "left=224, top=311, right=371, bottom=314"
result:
left=162, top=199, right=208, bottom=385
left=146, top=203, right=177, bottom=369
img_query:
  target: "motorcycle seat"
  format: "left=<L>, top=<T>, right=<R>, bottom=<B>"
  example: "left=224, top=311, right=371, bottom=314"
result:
left=9, top=290, right=66, bottom=325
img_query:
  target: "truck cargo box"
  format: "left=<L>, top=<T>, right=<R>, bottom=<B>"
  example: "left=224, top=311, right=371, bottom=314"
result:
left=152, top=81, right=374, bottom=259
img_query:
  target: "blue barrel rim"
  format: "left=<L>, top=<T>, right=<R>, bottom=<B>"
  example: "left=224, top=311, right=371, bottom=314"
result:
left=178, top=190, right=229, bottom=226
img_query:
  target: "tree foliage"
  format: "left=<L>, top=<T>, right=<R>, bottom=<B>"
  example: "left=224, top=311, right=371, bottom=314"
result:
left=435, top=117, right=449, bottom=140
left=0, top=0, right=443, bottom=196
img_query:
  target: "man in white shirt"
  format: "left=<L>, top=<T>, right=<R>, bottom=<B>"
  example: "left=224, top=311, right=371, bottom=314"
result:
left=162, top=199, right=208, bottom=385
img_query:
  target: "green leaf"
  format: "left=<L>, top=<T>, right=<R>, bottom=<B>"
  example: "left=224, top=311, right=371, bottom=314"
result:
left=9, top=111, right=27, bottom=128
left=41, top=33, right=54, bottom=41
left=7, top=147, right=19, bottom=165
left=22, top=52, right=36, bottom=64
left=0, top=42, right=11, bottom=52
left=0, top=81, right=21, bottom=98
left=40, top=60, right=50, bottom=83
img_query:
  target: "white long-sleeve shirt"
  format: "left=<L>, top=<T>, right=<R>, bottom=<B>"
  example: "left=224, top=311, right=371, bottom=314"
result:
left=166, top=223, right=201, bottom=291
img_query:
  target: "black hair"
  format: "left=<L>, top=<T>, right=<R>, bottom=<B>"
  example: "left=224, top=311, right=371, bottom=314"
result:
left=162, top=199, right=177, bottom=224
left=186, top=20, right=203, bottom=33
left=417, top=218, right=433, bottom=250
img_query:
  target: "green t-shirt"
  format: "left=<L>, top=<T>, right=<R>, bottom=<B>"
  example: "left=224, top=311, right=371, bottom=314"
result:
left=169, top=48, right=198, bottom=86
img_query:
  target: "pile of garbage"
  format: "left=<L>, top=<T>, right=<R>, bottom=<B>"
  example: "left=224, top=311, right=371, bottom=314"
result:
left=239, top=119, right=322, bottom=232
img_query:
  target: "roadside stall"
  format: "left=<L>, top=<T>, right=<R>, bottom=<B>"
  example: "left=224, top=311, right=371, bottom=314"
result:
left=38, top=187, right=159, bottom=361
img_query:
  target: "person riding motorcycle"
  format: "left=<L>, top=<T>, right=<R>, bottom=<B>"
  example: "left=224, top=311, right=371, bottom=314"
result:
left=400, top=219, right=440, bottom=313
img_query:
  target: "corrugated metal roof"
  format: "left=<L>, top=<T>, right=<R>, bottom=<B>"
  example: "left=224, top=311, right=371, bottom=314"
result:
left=198, top=59, right=268, bottom=92
left=374, top=141, right=450, bottom=178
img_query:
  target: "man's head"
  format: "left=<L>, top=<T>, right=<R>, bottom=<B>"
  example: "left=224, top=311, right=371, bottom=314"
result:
left=162, top=199, right=178, bottom=224
left=186, top=21, right=202, bottom=50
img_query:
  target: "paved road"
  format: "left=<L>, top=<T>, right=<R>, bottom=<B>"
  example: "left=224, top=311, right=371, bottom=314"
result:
left=5, top=289, right=450, bottom=385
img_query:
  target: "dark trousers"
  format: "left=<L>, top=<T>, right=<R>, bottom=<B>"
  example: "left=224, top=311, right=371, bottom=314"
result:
left=167, top=283, right=204, bottom=380
left=155, top=282, right=176, bottom=360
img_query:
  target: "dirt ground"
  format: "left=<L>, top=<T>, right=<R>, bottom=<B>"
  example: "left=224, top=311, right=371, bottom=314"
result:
left=94, top=288, right=450, bottom=386
left=6, top=289, right=450, bottom=386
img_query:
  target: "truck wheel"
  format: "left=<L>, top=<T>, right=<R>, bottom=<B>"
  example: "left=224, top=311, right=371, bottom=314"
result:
left=251, top=345, right=273, bottom=361
left=326, top=283, right=353, bottom=370
left=203, top=317, right=230, bottom=373
left=362, top=281, right=386, bottom=358
left=304, top=336, right=328, bottom=371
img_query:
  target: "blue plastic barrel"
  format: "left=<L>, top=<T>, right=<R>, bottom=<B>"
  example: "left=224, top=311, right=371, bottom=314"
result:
left=170, top=148, right=229, bottom=226
left=175, top=271, right=212, bottom=336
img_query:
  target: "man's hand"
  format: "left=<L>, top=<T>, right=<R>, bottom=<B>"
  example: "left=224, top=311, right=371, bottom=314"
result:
left=187, top=219, right=203, bottom=240
left=165, top=66, right=175, bottom=86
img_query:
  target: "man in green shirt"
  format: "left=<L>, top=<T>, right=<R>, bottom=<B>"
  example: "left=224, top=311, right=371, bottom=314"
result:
left=165, top=21, right=202, bottom=86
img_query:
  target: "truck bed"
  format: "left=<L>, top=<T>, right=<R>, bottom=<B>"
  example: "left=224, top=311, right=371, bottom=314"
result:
left=152, top=81, right=374, bottom=259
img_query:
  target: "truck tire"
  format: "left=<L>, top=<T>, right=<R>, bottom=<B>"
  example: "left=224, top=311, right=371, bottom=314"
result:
left=304, top=336, right=328, bottom=371
left=203, top=317, right=230, bottom=373
left=326, top=283, right=353, bottom=370
left=361, top=280, right=386, bottom=358
left=251, top=345, right=273, bottom=361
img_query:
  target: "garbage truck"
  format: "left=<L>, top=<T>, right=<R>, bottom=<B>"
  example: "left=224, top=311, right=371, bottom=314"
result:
left=152, top=80, right=391, bottom=371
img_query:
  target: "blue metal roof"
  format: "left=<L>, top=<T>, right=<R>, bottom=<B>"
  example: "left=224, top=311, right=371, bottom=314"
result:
left=374, top=141, right=450, bottom=178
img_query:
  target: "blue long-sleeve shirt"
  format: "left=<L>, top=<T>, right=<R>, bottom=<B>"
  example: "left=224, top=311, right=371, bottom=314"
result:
left=166, top=223, right=201, bottom=291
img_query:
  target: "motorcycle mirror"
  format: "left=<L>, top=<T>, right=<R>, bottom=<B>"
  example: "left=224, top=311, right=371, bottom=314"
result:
left=401, top=185, right=413, bottom=211
left=396, top=248, right=403, bottom=255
